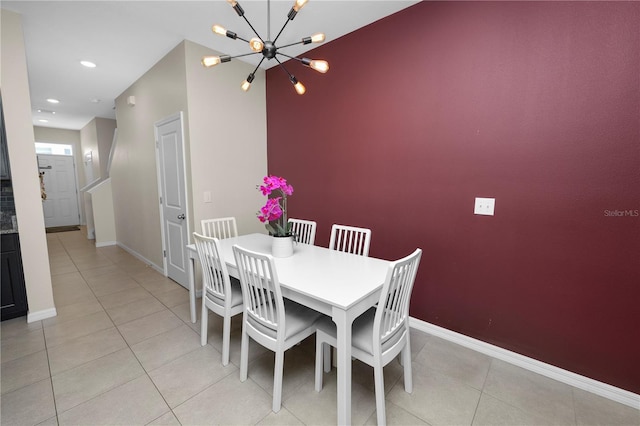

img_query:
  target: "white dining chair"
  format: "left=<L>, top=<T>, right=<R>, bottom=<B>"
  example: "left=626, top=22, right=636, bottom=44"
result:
left=233, top=245, right=322, bottom=413
left=288, top=218, right=317, bottom=245
left=201, top=217, right=238, bottom=239
left=314, top=248, right=423, bottom=426
left=193, top=232, right=243, bottom=366
left=329, top=224, right=371, bottom=256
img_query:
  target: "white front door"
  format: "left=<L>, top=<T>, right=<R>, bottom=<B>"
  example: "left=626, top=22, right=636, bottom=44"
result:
left=155, top=113, right=189, bottom=288
left=38, top=154, right=80, bottom=228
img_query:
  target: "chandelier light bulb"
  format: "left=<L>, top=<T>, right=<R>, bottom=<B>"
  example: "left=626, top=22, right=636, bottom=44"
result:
left=241, top=73, right=255, bottom=92
left=293, top=0, right=308, bottom=12
left=309, top=60, right=329, bottom=73
left=212, top=25, right=227, bottom=36
left=290, top=76, right=306, bottom=95
left=294, top=82, right=306, bottom=95
left=201, top=55, right=231, bottom=67
left=310, top=33, right=325, bottom=43
left=201, top=56, right=221, bottom=67
left=249, top=38, right=264, bottom=52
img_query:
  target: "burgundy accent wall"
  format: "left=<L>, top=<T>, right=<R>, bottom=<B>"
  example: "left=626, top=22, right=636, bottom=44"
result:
left=266, top=2, right=640, bottom=393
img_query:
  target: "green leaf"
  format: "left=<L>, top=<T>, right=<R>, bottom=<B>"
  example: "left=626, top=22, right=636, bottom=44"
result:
left=265, top=223, right=277, bottom=235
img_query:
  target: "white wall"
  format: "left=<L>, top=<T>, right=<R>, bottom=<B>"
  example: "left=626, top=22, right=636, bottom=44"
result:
left=1, top=10, right=56, bottom=322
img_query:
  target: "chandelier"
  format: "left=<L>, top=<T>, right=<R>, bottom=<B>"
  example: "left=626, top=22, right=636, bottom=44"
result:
left=201, top=0, right=329, bottom=95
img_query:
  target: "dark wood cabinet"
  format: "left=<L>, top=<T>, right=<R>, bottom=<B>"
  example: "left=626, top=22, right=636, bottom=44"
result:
left=1, top=233, right=27, bottom=321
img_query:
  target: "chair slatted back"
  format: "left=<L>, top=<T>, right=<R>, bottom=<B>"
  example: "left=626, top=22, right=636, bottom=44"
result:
left=288, top=218, right=317, bottom=245
left=374, top=249, right=422, bottom=348
left=233, top=245, right=284, bottom=335
left=201, top=217, right=238, bottom=240
left=193, top=232, right=230, bottom=301
left=329, top=224, right=371, bottom=256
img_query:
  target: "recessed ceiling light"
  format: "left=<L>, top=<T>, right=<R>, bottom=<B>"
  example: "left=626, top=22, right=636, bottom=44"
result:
left=80, top=60, right=97, bottom=68
left=46, top=98, right=59, bottom=104
left=38, top=119, right=49, bottom=123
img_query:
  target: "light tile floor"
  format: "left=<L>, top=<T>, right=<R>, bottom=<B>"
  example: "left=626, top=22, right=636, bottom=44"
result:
left=1, top=230, right=639, bottom=425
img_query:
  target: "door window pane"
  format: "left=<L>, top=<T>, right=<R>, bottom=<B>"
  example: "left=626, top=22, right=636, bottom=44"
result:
left=35, top=142, right=73, bottom=156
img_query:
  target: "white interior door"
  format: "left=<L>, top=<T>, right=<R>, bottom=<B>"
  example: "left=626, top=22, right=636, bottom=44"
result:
left=155, top=113, right=189, bottom=288
left=38, top=154, right=80, bottom=228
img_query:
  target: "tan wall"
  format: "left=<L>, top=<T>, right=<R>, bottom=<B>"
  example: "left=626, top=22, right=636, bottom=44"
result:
left=112, top=40, right=268, bottom=268
left=1, top=10, right=55, bottom=321
left=33, top=126, right=81, bottom=145
left=184, top=40, right=267, bottom=236
left=112, top=42, right=189, bottom=268
left=80, top=119, right=100, bottom=182
left=94, top=117, right=117, bottom=179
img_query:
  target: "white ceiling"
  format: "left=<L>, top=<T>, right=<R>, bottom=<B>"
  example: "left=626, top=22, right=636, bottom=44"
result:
left=3, top=0, right=419, bottom=130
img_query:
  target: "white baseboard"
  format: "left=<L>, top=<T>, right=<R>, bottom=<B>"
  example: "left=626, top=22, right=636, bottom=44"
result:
left=95, top=241, right=116, bottom=248
left=116, top=241, right=164, bottom=274
left=409, top=317, right=640, bottom=409
left=27, top=307, right=57, bottom=323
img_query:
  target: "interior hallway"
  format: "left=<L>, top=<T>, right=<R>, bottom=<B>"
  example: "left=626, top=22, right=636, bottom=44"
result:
left=1, top=229, right=638, bottom=425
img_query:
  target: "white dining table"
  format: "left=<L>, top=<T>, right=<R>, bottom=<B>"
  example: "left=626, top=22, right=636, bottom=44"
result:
left=186, top=233, right=390, bottom=425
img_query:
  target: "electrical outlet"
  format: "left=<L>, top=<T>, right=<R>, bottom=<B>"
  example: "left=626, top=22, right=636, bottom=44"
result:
left=474, top=197, right=495, bottom=216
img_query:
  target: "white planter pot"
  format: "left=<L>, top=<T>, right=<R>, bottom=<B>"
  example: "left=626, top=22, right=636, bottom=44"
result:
left=272, top=235, right=294, bottom=258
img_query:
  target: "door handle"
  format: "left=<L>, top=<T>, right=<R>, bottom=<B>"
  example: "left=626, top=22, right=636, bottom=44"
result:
left=177, top=214, right=186, bottom=220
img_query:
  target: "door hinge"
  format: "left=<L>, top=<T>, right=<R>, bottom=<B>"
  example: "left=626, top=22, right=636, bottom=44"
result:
left=155, top=140, right=159, bottom=148
left=163, top=250, right=166, bottom=258
left=159, top=196, right=163, bottom=204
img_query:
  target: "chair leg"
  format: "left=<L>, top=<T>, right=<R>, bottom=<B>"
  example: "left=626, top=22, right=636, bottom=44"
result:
left=315, top=340, right=324, bottom=392
left=373, top=364, right=387, bottom=426
left=222, top=314, right=231, bottom=366
left=240, top=327, right=249, bottom=382
left=272, top=350, right=285, bottom=412
left=323, top=343, right=332, bottom=373
left=402, top=346, right=413, bottom=393
left=200, top=303, right=208, bottom=346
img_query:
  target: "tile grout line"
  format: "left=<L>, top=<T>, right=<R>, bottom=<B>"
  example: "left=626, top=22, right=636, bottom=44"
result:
left=44, top=233, right=63, bottom=425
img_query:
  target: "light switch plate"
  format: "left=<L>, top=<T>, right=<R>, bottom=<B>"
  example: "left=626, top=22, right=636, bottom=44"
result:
left=203, top=191, right=212, bottom=203
left=474, top=197, right=495, bottom=215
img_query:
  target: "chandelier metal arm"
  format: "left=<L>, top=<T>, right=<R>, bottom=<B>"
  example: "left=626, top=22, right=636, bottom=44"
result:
left=241, top=15, right=264, bottom=41
left=276, top=52, right=300, bottom=62
left=272, top=17, right=292, bottom=45
left=274, top=56, right=294, bottom=79
left=229, top=51, right=263, bottom=60
left=232, top=34, right=253, bottom=44
left=253, top=57, right=266, bottom=73
left=276, top=40, right=304, bottom=50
